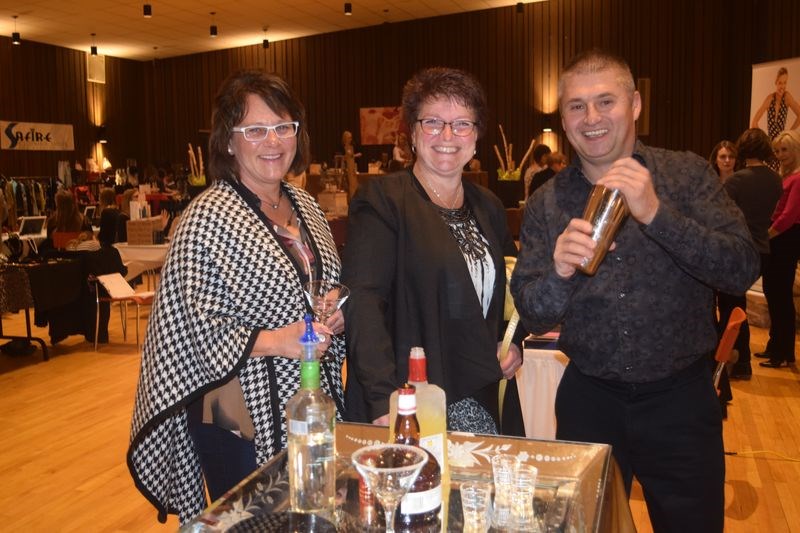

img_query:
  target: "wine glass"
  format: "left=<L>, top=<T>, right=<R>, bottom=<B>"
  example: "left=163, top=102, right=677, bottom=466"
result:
left=351, top=444, right=428, bottom=533
left=303, top=280, right=350, bottom=324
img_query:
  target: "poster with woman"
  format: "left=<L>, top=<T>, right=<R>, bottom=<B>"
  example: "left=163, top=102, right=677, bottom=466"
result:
left=359, top=106, right=402, bottom=145
left=750, top=58, right=800, bottom=140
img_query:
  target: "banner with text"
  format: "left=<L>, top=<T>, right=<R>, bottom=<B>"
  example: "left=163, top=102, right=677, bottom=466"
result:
left=1, top=121, right=75, bottom=151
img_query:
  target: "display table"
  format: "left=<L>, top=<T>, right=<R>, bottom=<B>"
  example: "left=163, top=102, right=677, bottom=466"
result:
left=113, top=242, right=169, bottom=282
left=517, top=348, right=569, bottom=440
left=182, top=422, right=634, bottom=532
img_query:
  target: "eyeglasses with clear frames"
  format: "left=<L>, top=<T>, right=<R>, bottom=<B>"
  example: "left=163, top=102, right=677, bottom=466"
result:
left=232, top=121, right=299, bottom=141
left=416, top=118, right=477, bottom=137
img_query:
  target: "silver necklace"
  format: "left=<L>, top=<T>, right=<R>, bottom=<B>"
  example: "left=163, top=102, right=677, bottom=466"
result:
left=419, top=173, right=462, bottom=209
left=263, top=189, right=282, bottom=209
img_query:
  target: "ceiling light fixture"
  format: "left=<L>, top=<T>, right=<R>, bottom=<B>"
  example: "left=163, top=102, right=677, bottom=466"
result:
left=209, top=12, right=217, bottom=38
left=90, top=32, right=97, bottom=56
left=143, top=4, right=152, bottom=18
left=262, top=26, right=269, bottom=49
left=344, top=3, right=352, bottom=16
left=11, top=15, right=20, bottom=45
left=516, top=2, right=524, bottom=14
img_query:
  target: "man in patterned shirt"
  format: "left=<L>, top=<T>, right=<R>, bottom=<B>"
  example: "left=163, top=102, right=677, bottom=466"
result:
left=511, top=49, right=759, bottom=532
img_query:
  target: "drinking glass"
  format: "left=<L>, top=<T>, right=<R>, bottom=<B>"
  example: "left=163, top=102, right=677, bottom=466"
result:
left=491, top=453, right=520, bottom=528
left=352, top=444, right=428, bottom=533
left=303, top=280, right=350, bottom=324
left=460, top=480, right=493, bottom=532
left=512, top=464, right=538, bottom=530
left=303, top=280, right=349, bottom=361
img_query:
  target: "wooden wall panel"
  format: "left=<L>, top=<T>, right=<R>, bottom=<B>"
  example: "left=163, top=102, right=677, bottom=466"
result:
left=3, top=0, right=800, bottom=196
left=0, top=37, right=144, bottom=178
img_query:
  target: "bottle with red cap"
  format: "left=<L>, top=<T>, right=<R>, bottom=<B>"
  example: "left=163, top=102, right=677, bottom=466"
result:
left=393, top=383, right=442, bottom=531
left=389, top=347, right=449, bottom=498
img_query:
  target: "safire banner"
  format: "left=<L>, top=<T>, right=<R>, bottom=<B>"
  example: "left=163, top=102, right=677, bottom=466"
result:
left=1, top=121, right=75, bottom=151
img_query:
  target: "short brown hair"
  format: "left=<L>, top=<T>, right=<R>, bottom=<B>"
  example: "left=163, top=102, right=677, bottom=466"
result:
left=209, top=70, right=310, bottom=182
left=558, top=49, right=636, bottom=108
left=402, top=67, right=488, bottom=137
left=735, top=129, right=774, bottom=163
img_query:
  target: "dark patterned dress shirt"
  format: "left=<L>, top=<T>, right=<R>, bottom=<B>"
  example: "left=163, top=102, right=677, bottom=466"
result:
left=510, top=141, right=760, bottom=382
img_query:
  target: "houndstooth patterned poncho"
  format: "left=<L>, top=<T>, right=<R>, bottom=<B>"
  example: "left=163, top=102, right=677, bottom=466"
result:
left=126, top=178, right=345, bottom=523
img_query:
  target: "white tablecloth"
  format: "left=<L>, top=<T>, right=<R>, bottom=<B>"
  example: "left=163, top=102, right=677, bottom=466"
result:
left=113, top=242, right=169, bottom=281
left=516, top=348, right=569, bottom=440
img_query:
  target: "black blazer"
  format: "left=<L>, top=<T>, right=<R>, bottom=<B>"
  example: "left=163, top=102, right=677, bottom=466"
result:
left=342, top=170, right=521, bottom=425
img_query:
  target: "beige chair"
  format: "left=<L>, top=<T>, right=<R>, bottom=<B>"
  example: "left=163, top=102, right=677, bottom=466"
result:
left=92, top=273, right=154, bottom=350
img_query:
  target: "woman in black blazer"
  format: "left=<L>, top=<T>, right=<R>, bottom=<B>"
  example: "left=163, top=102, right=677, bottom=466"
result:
left=343, top=67, right=525, bottom=435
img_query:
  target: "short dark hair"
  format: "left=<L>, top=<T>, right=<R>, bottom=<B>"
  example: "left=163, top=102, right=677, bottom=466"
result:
left=532, top=144, right=552, bottom=166
left=559, top=48, right=635, bottom=108
left=209, top=69, right=310, bottom=182
left=735, top=128, right=774, bottom=163
left=402, top=67, right=488, bottom=137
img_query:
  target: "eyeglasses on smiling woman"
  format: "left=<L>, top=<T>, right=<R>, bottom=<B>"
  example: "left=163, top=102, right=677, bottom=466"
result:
left=232, top=121, right=300, bottom=141
left=416, top=118, right=477, bottom=137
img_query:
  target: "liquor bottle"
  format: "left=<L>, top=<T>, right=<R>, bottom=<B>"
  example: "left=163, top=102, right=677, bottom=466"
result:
left=394, top=384, right=442, bottom=531
left=286, top=315, right=336, bottom=518
left=389, top=348, right=449, bottom=509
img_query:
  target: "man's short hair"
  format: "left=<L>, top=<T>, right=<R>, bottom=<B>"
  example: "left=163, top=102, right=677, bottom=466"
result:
left=558, top=48, right=636, bottom=108
left=532, top=144, right=552, bottom=166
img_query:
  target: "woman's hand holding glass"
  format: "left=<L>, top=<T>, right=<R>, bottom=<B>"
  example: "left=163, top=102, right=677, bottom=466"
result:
left=252, top=319, right=333, bottom=359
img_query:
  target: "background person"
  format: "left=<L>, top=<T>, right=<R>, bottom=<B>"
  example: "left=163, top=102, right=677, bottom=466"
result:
left=709, top=139, right=737, bottom=182
left=527, top=151, right=568, bottom=199
left=84, top=208, right=128, bottom=343
left=343, top=66, right=525, bottom=436
left=127, top=69, right=345, bottom=523
left=392, top=131, right=413, bottom=167
left=46, top=190, right=91, bottom=238
left=759, top=130, right=800, bottom=368
left=719, top=129, right=782, bottom=381
left=510, top=49, right=759, bottom=532
left=523, top=143, right=551, bottom=198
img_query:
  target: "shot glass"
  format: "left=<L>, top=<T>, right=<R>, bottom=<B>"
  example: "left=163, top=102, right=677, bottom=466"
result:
left=512, top=464, right=538, bottom=530
left=491, top=453, right=520, bottom=528
left=460, top=481, right=492, bottom=533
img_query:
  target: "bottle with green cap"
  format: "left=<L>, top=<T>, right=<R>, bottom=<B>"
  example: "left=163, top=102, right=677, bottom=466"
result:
left=287, top=314, right=336, bottom=519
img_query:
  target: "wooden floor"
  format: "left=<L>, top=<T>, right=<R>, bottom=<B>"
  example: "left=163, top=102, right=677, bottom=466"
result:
left=0, top=308, right=798, bottom=531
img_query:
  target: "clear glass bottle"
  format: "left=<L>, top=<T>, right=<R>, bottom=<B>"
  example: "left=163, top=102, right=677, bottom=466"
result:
left=394, top=384, right=442, bottom=531
left=286, top=315, right=336, bottom=518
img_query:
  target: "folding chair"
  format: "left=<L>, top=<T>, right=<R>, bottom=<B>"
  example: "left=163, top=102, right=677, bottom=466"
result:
left=92, top=272, right=154, bottom=350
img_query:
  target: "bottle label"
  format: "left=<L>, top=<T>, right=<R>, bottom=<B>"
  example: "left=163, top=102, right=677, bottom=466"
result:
left=419, top=433, right=445, bottom=471
left=289, top=419, right=308, bottom=435
left=400, top=484, right=441, bottom=514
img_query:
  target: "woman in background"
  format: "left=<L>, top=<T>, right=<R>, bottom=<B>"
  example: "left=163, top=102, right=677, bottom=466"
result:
left=46, top=190, right=91, bottom=238
left=759, top=130, right=800, bottom=368
left=343, top=67, right=525, bottom=436
left=85, top=208, right=128, bottom=344
left=718, top=129, right=782, bottom=384
left=709, top=140, right=737, bottom=182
